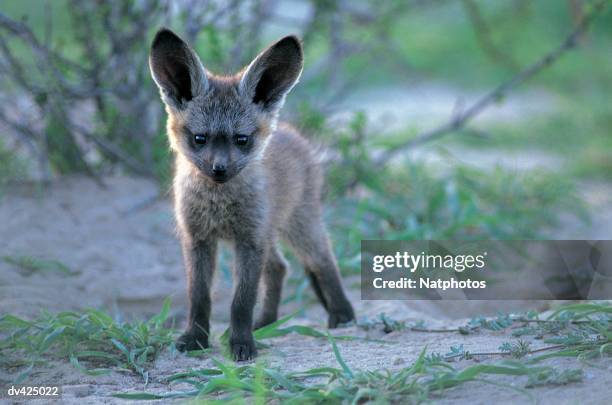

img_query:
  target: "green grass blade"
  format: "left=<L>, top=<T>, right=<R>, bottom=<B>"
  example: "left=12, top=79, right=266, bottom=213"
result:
left=328, top=333, right=353, bottom=378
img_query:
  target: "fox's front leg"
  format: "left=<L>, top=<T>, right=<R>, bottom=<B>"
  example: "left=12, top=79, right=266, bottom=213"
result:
left=230, top=238, right=265, bottom=361
left=176, top=236, right=217, bottom=352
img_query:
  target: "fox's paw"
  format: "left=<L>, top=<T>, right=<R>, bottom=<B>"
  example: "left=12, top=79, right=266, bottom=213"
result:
left=176, top=330, right=209, bottom=352
left=230, top=336, right=257, bottom=361
left=328, top=305, right=356, bottom=329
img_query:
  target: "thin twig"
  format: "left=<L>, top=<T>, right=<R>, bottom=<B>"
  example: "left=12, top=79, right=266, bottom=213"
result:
left=407, top=316, right=595, bottom=334
left=515, top=318, right=592, bottom=325
left=0, top=12, right=94, bottom=98
left=461, top=0, right=519, bottom=70
left=445, top=344, right=567, bottom=360
left=411, top=327, right=460, bottom=333
left=70, top=123, right=155, bottom=178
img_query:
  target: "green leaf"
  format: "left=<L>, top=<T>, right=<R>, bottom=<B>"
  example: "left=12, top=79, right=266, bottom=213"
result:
left=328, top=333, right=353, bottom=378
left=150, top=297, right=172, bottom=326
left=39, top=326, right=66, bottom=352
left=15, top=362, right=34, bottom=384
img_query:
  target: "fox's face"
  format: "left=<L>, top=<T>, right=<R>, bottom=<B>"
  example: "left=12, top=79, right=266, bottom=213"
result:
left=149, top=29, right=303, bottom=184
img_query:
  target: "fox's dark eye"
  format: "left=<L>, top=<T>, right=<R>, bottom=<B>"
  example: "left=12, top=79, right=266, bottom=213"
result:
left=235, top=134, right=249, bottom=146
left=194, top=134, right=208, bottom=145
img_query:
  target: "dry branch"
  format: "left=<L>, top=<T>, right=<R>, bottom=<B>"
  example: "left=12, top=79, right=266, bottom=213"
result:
left=374, top=0, right=609, bottom=167
left=0, top=0, right=417, bottom=182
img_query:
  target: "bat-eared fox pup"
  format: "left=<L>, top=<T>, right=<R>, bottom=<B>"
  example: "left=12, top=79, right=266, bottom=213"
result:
left=149, top=29, right=355, bottom=361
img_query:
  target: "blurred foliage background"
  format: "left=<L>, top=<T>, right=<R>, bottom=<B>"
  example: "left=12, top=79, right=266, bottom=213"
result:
left=0, top=0, right=611, bottom=277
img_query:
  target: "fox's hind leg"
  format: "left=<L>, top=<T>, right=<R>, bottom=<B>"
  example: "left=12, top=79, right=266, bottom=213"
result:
left=254, top=245, right=287, bottom=330
left=286, top=213, right=355, bottom=328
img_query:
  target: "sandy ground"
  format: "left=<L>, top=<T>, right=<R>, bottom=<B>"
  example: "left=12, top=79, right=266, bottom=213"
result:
left=0, top=79, right=610, bottom=402
left=0, top=176, right=611, bottom=404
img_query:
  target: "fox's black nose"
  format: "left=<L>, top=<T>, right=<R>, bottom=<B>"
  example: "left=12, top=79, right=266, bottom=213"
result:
left=212, top=163, right=226, bottom=176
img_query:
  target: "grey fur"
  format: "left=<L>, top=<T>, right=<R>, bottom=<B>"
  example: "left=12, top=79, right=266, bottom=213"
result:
left=150, top=28, right=355, bottom=361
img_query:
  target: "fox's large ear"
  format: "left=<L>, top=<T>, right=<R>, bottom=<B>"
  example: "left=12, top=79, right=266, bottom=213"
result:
left=239, top=35, right=303, bottom=113
left=149, top=28, right=207, bottom=109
